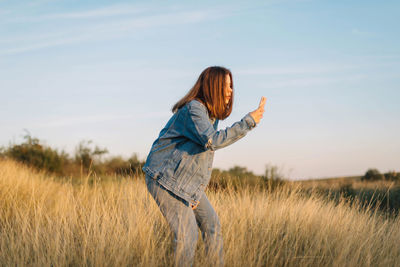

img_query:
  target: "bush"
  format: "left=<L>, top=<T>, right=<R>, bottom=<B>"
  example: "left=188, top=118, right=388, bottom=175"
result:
left=2, top=133, right=69, bottom=175
left=102, top=154, right=144, bottom=176
left=361, top=168, right=384, bottom=181
left=384, top=171, right=400, bottom=181
left=209, top=164, right=286, bottom=192
left=74, top=140, right=108, bottom=171
left=0, top=133, right=149, bottom=178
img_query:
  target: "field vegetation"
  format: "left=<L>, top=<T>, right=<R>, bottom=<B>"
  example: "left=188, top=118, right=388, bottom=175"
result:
left=1, top=159, right=400, bottom=266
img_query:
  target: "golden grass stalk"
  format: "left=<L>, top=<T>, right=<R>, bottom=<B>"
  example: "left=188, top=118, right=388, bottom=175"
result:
left=1, top=159, right=399, bottom=266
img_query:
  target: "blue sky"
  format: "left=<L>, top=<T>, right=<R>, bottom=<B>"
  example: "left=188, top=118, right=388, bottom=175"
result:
left=1, top=0, right=399, bottom=179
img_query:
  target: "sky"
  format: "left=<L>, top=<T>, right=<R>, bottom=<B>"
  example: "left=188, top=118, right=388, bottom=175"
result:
left=1, top=0, right=399, bottom=180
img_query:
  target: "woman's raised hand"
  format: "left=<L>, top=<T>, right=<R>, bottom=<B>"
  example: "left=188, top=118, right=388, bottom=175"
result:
left=249, top=96, right=267, bottom=124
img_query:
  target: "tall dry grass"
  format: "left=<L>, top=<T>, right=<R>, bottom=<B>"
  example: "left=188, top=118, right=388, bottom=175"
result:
left=1, top=159, right=399, bottom=266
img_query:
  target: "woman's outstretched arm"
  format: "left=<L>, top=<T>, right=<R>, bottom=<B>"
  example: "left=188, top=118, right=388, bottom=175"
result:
left=181, top=97, right=267, bottom=151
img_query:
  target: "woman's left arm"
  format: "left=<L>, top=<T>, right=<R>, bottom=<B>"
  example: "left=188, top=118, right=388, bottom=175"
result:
left=179, top=99, right=265, bottom=151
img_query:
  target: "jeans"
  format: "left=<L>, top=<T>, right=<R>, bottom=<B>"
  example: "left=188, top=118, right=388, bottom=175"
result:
left=145, top=175, right=224, bottom=267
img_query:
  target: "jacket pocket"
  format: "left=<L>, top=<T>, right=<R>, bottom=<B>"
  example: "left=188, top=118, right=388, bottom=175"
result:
left=158, top=150, right=181, bottom=182
left=174, top=153, right=201, bottom=192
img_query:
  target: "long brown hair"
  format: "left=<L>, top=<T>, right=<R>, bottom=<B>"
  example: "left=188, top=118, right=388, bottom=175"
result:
left=172, top=66, right=233, bottom=120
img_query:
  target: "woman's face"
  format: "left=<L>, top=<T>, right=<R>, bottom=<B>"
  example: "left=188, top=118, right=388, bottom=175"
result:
left=224, top=74, right=233, bottom=105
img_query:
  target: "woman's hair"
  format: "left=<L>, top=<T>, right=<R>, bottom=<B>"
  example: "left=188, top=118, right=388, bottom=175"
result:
left=172, top=66, right=233, bottom=120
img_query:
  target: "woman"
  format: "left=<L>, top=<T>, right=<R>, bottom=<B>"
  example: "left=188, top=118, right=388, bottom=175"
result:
left=142, top=66, right=266, bottom=266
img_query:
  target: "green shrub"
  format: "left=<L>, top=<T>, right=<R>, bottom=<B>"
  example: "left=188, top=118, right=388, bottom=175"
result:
left=384, top=171, right=400, bottom=181
left=102, top=154, right=144, bottom=176
left=362, top=168, right=384, bottom=181
left=209, top=164, right=286, bottom=192
left=74, top=140, right=108, bottom=171
left=3, top=134, right=69, bottom=175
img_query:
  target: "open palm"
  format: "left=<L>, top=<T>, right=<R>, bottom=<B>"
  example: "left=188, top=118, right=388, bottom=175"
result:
left=249, top=96, right=267, bottom=124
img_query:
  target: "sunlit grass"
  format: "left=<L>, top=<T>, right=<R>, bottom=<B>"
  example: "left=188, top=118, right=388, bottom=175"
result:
left=1, top=159, right=399, bottom=266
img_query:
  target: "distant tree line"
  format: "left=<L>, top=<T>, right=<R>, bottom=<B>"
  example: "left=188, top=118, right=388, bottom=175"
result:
left=0, top=133, right=288, bottom=190
left=1, top=133, right=398, bottom=186
left=209, top=164, right=286, bottom=191
left=361, top=168, right=400, bottom=182
left=0, top=133, right=145, bottom=177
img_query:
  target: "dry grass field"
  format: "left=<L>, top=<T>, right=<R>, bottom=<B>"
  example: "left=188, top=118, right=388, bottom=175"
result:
left=1, top=159, right=400, bottom=267
left=295, top=175, right=397, bottom=190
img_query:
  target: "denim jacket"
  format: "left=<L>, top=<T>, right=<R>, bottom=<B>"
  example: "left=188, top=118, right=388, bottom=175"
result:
left=142, top=99, right=257, bottom=206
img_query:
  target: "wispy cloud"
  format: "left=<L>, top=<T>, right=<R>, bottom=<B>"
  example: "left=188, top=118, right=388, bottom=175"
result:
left=236, top=64, right=362, bottom=76
left=260, top=74, right=368, bottom=89
left=0, top=9, right=11, bottom=16
left=5, top=4, right=147, bottom=22
left=32, top=111, right=170, bottom=129
left=351, top=28, right=375, bottom=37
left=236, top=60, right=400, bottom=78
left=1, top=35, right=94, bottom=55
left=0, top=6, right=229, bottom=56
left=236, top=62, right=382, bottom=89
left=26, top=0, right=59, bottom=7
left=43, top=5, right=145, bottom=20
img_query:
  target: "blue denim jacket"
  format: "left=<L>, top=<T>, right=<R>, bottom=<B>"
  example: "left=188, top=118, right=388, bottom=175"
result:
left=142, top=99, right=257, bottom=206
